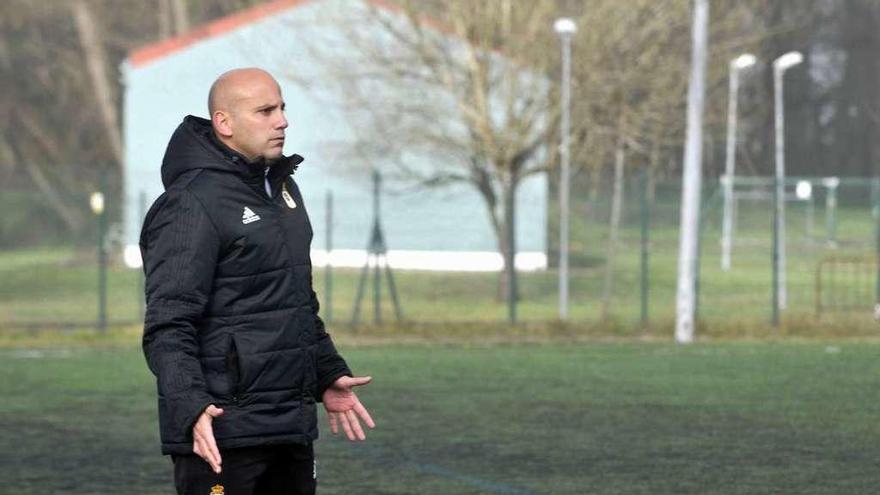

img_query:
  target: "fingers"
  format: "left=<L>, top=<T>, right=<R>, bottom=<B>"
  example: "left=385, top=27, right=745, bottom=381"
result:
left=353, top=401, right=376, bottom=429
left=346, top=376, right=372, bottom=388
left=194, top=427, right=223, bottom=473
left=205, top=429, right=223, bottom=473
left=329, top=405, right=372, bottom=441
left=337, top=409, right=356, bottom=441
left=328, top=412, right=339, bottom=434
left=334, top=407, right=367, bottom=441
left=193, top=409, right=223, bottom=474
left=193, top=432, right=222, bottom=473
left=346, top=409, right=366, bottom=440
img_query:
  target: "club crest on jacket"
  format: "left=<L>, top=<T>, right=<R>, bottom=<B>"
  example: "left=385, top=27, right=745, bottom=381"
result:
left=282, top=183, right=297, bottom=209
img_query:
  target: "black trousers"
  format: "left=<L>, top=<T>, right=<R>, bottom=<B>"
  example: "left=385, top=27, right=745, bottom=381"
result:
left=172, top=443, right=316, bottom=495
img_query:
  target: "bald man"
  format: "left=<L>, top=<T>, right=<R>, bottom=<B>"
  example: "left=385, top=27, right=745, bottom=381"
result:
left=140, top=68, right=374, bottom=495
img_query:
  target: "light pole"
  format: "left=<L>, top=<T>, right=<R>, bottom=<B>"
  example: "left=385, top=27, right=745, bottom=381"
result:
left=720, top=53, right=756, bottom=271
left=554, top=17, right=576, bottom=321
left=772, top=51, right=802, bottom=323
left=675, top=0, right=709, bottom=344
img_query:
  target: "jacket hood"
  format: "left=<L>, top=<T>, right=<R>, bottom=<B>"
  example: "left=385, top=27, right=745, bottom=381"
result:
left=160, top=115, right=304, bottom=188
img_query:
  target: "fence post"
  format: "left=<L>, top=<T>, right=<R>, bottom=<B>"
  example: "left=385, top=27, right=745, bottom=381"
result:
left=873, top=178, right=880, bottom=311
left=772, top=175, right=780, bottom=326
left=824, top=177, right=839, bottom=248
left=90, top=176, right=107, bottom=333
left=640, top=167, right=649, bottom=326
left=694, top=185, right=706, bottom=322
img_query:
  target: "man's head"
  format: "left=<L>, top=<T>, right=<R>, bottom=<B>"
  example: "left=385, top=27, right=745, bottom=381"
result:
left=208, top=68, right=288, bottom=162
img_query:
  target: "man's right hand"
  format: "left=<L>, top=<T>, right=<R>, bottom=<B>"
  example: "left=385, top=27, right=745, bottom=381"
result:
left=192, top=405, right=224, bottom=474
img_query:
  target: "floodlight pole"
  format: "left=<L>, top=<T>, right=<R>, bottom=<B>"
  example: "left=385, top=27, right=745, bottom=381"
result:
left=772, top=51, right=803, bottom=323
left=554, top=17, right=576, bottom=321
left=721, top=54, right=756, bottom=271
left=675, top=0, right=709, bottom=344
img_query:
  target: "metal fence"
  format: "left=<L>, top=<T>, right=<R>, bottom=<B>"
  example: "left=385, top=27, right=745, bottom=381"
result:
left=1, top=173, right=878, bottom=335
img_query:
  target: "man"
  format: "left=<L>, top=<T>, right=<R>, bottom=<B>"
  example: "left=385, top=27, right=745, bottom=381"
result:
left=140, top=68, right=374, bottom=495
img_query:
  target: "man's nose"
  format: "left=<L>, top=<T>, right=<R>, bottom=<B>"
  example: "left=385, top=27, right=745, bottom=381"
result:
left=277, top=114, right=288, bottom=130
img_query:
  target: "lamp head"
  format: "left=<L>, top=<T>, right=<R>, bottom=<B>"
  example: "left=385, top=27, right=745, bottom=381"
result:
left=773, top=51, right=803, bottom=71
left=553, top=18, right=577, bottom=36
left=89, top=192, right=105, bottom=215
left=732, top=53, right=757, bottom=70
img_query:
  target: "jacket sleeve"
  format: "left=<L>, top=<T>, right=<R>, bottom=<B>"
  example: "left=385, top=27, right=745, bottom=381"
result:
left=309, top=275, right=352, bottom=401
left=140, top=189, right=220, bottom=441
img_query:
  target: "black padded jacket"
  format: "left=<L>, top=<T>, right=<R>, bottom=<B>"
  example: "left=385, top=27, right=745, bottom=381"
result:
left=140, top=115, right=351, bottom=455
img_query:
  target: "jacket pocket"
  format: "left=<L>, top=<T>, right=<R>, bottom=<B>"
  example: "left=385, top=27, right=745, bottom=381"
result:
left=225, top=335, right=242, bottom=403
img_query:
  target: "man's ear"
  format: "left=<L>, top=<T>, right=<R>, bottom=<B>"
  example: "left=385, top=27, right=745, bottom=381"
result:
left=212, top=110, right=233, bottom=138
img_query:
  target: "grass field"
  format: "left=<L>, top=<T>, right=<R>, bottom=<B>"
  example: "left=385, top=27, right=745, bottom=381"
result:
left=1, top=232, right=878, bottom=338
left=1, top=183, right=878, bottom=495
left=3, top=337, right=880, bottom=494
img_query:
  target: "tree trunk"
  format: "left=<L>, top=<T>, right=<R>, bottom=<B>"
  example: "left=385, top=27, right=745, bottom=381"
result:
left=71, top=0, right=124, bottom=171
left=158, top=0, right=172, bottom=39
left=587, top=161, right=603, bottom=221
left=648, top=134, right=660, bottom=204
left=470, top=166, right=507, bottom=305
left=600, top=135, right=625, bottom=320
left=501, top=180, right=518, bottom=324
left=170, top=0, right=190, bottom=35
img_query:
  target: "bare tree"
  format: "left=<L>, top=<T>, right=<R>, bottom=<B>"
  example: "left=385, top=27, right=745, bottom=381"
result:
left=303, top=1, right=568, bottom=315
left=0, top=0, right=261, bottom=245
left=567, top=0, right=771, bottom=319
left=71, top=0, right=125, bottom=172
left=171, top=0, right=191, bottom=35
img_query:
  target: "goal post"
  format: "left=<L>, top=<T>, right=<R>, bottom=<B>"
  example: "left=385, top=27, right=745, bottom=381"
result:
left=719, top=175, right=842, bottom=270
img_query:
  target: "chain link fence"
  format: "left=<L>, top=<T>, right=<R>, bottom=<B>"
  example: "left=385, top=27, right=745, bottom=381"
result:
left=1, top=172, right=878, bottom=334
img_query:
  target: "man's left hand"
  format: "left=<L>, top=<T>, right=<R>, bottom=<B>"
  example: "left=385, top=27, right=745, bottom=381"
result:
left=322, top=375, right=375, bottom=441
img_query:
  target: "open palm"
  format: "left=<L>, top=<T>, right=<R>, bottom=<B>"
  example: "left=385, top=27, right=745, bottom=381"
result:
left=323, top=375, right=375, bottom=441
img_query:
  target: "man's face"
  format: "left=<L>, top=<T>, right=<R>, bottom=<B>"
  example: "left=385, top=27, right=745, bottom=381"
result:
left=225, top=76, right=288, bottom=162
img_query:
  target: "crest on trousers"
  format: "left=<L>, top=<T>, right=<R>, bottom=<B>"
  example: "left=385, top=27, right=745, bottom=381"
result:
left=210, top=485, right=225, bottom=495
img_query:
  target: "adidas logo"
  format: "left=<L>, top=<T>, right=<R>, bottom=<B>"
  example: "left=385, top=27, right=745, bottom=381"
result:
left=242, top=206, right=261, bottom=224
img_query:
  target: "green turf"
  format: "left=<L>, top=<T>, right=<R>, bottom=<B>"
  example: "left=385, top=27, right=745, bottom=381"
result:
left=2, top=341, right=879, bottom=494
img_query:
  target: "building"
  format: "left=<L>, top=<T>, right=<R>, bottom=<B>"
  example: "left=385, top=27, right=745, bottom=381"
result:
left=122, top=0, right=547, bottom=271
